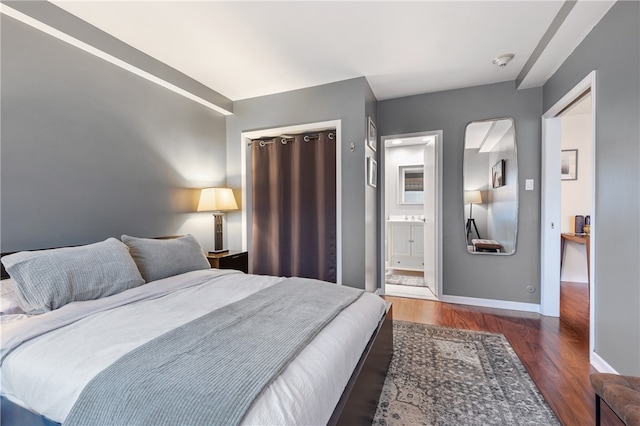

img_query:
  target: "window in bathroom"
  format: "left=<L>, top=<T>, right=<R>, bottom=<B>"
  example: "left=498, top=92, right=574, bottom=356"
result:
left=399, top=165, right=424, bottom=204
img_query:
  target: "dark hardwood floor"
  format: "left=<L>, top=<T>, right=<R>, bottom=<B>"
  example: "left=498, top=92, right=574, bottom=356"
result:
left=384, top=281, right=623, bottom=426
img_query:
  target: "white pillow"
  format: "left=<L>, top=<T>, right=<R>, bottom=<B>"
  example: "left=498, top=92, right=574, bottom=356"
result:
left=1, top=238, right=145, bottom=314
left=0, top=278, right=25, bottom=316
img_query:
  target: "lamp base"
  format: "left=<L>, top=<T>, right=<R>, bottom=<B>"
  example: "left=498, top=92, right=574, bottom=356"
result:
left=465, top=218, right=481, bottom=243
left=212, top=213, right=225, bottom=254
left=208, top=249, right=229, bottom=255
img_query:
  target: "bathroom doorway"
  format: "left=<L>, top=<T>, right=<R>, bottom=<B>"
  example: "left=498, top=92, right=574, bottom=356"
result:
left=381, top=131, right=441, bottom=300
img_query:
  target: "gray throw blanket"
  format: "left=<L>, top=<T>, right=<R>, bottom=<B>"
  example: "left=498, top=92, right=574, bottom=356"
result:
left=64, top=277, right=364, bottom=426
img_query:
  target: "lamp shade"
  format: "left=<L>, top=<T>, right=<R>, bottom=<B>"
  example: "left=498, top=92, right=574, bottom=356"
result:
left=464, top=190, right=482, bottom=205
left=197, top=188, right=238, bottom=212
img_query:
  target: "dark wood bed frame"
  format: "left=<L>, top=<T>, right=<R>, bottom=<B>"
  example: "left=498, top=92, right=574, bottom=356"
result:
left=0, top=247, right=393, bottom=426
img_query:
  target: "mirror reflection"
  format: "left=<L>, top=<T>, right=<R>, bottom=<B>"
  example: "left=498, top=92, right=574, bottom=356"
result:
left=398, top=165, right=424, bottom=204
left=463, top=118, right=518, bottom=255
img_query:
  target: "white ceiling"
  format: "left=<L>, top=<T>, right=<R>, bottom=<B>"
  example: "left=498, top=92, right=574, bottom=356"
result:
left=385, top=135, right=434, bottom=148
left=50, top=1, right=615, bottom=102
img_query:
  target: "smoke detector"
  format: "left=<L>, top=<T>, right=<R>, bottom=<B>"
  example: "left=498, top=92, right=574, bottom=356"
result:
left=493, top=54, right=515, bottom=68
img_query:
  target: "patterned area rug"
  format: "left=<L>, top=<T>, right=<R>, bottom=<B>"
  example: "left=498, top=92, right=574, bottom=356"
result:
left=385, top=273, right=426, bottom=287
left=373, top=322, right=560, bottom=426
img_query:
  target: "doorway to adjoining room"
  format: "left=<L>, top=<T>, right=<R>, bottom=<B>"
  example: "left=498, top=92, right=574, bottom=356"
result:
left=558, top=91, right=593, bottom=359
left=541, top=71, right=596, bottom=365
left=383, top=133, right=439, bottom=300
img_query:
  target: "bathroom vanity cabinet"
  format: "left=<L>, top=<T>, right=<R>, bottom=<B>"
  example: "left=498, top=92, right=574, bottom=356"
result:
left=389, top=222, right=424, bottom=271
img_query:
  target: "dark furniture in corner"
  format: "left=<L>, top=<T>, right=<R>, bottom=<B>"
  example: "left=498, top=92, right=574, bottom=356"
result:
left=590, top=373, right=640, bottom=425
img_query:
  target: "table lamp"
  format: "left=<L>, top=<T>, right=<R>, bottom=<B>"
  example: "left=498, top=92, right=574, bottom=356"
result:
left=197, top=187, right=238, bottom=254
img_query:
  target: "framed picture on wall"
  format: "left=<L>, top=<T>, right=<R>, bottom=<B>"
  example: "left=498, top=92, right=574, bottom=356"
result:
left=492, top=159, right=505, bottom=188
left=367, top=117, right=377, bottom=152
left=367, top=156, right=377, bottom=187
left=561, top=149, right=578, bottom=180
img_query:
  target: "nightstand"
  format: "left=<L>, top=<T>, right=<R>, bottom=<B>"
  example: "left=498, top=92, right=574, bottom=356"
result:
left=206, top=251, right=248, bottom=273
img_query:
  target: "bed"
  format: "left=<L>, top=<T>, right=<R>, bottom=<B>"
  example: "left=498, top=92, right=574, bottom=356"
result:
left=0, top=235, right=392, bottom=426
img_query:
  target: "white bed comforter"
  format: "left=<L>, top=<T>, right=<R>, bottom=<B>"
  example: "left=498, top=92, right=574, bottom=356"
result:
left=0, top=269, right=386, bottom=425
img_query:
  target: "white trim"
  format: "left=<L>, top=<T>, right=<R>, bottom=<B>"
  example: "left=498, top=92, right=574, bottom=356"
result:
left=0, top=3, right=232, bottom=116
left=591, top=352, right=619, bottom=374
left=380, top=130, right=443, bottom=300
left=240, top=131, right=248, bottom=254
left=435, top=131, right=443, bottom=299
left=587, top=79, right=597, bottom=356
left=240, top=120, right=342, bottom=285
left=439, top=295, right=541, bottom=313
left=540, top=117, right=562, bottom=317
left=541, top=71, right=597, bottom=358
left=542, top=72, right=596, bottom=118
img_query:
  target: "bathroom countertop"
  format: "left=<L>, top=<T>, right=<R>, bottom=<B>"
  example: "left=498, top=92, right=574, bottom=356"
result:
left=387, top=215, right=425, bottom=223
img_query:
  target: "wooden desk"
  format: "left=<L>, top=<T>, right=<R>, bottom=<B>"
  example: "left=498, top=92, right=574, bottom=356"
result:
left=560, top=233, right=590, bottom=288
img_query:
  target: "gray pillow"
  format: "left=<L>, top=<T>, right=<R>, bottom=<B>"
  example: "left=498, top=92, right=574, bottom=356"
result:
left=121, top=234, right=210, bottom=282
left=1, top=238, right=145, bottom=314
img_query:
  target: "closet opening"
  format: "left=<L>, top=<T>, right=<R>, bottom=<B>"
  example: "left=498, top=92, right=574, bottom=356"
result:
left=250, top=130, right=337, bottom=282
left=240, top=120, right=343, bottom=285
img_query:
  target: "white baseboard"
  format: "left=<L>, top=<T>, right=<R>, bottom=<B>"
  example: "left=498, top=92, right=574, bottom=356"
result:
left=381, top=291, right=542, bottom=314
left=438, top=295, right=540, bottom=313
left=590, top=351, right=619, bottom=374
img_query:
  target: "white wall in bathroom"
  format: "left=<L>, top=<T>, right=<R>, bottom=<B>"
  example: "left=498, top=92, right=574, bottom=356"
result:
left=385, top=144, right=426, bottom=219
left=385, top=143, right=430, bottom=265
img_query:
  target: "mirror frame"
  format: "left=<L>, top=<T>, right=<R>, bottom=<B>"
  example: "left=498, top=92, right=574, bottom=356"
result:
left=463, top=117, right=518, bottom=255
left=398, top=164, right=424, bottom=204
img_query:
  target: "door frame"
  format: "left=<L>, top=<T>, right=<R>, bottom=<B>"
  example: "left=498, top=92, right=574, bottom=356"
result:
left=240, top=120, right=343, bottom=284
left=540, top=71, right=596, bottom=354
left=380, top=130, right=443, bottom=298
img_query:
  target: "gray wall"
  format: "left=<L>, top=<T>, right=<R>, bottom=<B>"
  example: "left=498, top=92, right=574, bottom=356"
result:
left=226, top=78, right=372, bottom=289
left=378, top=82, right=542, bottom=303
left=1, top=14, right=228, bottom=251
left=364, top=81, right=378, bottom=291
left=487, top=129, right=518, bottom=254
left=543, top=1, right=640, bottom=375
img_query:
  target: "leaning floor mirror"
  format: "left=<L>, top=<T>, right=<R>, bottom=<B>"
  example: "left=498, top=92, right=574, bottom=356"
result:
left=463, top=117, right=518, bottom=255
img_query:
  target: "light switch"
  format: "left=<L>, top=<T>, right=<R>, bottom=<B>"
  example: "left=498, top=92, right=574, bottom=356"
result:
left=525, top=179, right=534, bottom=190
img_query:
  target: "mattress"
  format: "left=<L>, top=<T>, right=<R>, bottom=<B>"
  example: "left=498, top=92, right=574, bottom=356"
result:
left=0, top=269, right=386, bottom=425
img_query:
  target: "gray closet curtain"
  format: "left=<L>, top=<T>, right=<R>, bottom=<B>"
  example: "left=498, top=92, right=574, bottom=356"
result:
left=251, top=130, right=337, bottom=282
